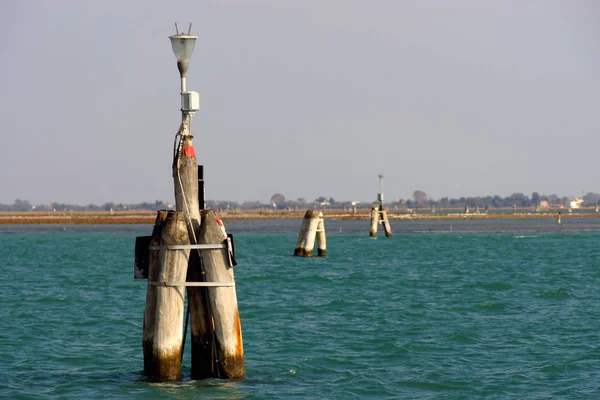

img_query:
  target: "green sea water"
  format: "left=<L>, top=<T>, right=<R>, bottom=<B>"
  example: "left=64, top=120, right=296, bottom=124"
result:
left=2, top=219, right=600, bottom=399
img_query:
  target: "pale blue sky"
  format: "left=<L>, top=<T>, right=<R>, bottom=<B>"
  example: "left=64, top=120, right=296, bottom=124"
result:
left=1, top=1, right=598, bottom=205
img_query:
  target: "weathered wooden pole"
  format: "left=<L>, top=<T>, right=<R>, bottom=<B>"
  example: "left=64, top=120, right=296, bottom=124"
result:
left=293, top=211, right=311, bottom=256
left=316, top=211, right=326, bottom=256
left=381, top=209, right=392, bottom=237
left=371, top=174, right=391, bottom=237
left=294, top=210, right=321, bottom=257
left=190, top=209, right=244, bottom=379
left=302, top=211, right=320, bottom=257
left=370, top=205, right=379, bottom=237
left=142, top=210, right=190, bottom=381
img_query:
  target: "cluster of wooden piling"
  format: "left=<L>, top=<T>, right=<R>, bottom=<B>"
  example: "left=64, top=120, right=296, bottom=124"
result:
left=294, top=210, right=326, bottom=257
left=140, top=208, right=244, bottom=381
left=369, top=205, right=392, bottom=237
left=139, top=125, right=244, bottom=381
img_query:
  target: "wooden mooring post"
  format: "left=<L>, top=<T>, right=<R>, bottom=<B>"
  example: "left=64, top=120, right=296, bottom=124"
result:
left=294, top=210, right=326, bottom=257
left=316, top=215, right=327, bottom=256
left=370, top=175, right=392, bottom=237
left=369, top=205, right=392, bottom=237
left=142, top=210, right=190, bottom=381
left=135, top=25, right=244, bottom=382
left=369, top=205, right=380, bottom=237
left=381, top=209, right=392, bottom=237
left=188, top=209, right=245, bottom=379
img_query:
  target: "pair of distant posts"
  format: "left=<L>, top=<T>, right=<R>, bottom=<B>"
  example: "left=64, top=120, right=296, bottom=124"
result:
left=293, top=205, right=392, bottom=258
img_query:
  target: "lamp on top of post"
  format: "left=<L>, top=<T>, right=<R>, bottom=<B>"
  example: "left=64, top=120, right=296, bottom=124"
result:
left=169, top=23, right=200, bottom=129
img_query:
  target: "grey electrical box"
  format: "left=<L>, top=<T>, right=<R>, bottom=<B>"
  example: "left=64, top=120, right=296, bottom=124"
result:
left=182, top=91, right=200, bottom=112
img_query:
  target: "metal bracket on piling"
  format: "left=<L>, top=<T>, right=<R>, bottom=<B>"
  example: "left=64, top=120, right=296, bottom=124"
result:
left=148, top=281, right=235, bottom=287
left=149, top=243, right=227, bottom=251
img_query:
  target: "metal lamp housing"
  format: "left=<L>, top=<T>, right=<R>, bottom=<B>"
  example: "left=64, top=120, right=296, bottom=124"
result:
left=169, top=34, right=198, bottom=77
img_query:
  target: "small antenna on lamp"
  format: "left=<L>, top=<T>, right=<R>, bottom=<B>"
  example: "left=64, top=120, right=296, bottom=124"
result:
left=175, top=22, right=179, bottom=34
left=187, top=23, right=192, bottom=34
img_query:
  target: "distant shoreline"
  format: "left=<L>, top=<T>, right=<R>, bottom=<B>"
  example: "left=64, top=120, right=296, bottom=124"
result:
left=0, top=209, right=597, bottom=224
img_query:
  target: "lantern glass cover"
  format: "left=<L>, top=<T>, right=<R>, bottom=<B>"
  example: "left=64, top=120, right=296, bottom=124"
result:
left=169, top=34, right=197, bottom=63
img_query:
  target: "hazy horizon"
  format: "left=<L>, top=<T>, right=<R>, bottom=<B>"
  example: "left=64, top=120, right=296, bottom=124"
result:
left=2, top=1, right=598, bottom=205
left=3, top=189, right=592, bottom=207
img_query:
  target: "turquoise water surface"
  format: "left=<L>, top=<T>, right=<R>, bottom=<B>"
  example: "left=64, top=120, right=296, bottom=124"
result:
left=1, top=219, right=600, bottom=399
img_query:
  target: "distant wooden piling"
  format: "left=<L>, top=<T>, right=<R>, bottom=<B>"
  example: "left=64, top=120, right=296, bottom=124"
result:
left=294, top=210, right=326, bottom=257
left=294, top=213, right=310, bottom=256
left=142, top=210, right=190, bottom=381
left=369, top=205, right=379, bottom=237
left=302, top=212, right=320, bottom=257
left=370, top=205, right=392, bottom=237
left=189, top=209, right=244, bottom=379
left=557, top=212, right=562, bottom=225
left=316, top=212, right=326, bottom=256
left=381, top=210, right=392, bottom=237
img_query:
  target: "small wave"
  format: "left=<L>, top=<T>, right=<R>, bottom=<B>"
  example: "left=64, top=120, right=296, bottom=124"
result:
left=481, top=282, right=513, bottom=291
left=450, top=333, right=475, bottom=343
left=476, top=301, right=506, bottom=310
left=513, top=235, right=539, bottom=239
left=461, top=282, right=512, bottom=291
left=539, top=362, right=578, bottom=372
left=539, top=288, right=572, bottom=299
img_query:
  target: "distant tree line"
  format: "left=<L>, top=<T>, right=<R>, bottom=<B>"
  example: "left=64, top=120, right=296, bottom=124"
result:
left=0, top=199, right=172, bottom=212
left=2, top=191, right=600, bottom=212
left=403, top=191, right=600, bottom=209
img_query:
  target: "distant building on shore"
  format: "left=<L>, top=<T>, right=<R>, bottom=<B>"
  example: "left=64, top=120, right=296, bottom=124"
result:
left=570, top=198, right=584, bottom=209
